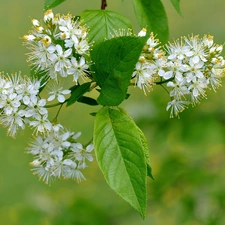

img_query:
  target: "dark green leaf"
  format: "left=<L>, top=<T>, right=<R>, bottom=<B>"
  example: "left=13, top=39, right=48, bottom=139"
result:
left=80, top=10, right=133, bottom=45
left=94, top=106, right=147, bottom=218
left=67, top=82, right=92, bottom=107
left=132, top=0, right=169, bottom=44
left=91, top=36, right=147, bottom=106
left=44, top=0, right=66, bottom=10
left=170, top=0, right=183, bottom=16
left=90, top=112, right=97, bottom=116
left=77, top=96, right=98, bottom=106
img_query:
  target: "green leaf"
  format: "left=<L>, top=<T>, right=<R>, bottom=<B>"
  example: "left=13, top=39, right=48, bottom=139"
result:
left=44, top=0, right=66, bottom=10
left=132, top=0, right=169, bottom=44
left=137, top=126, right=154, bottom=180
left=67, top=82, right=92, bottom=107
left=119, top=107, right=154, bottom=179
left=80, top=10, right=133, bottom=45
left=94, top=106, right=147, bottom=218
left=91, top=36, right=147, bottom=106
left=170, top=0, right=183, bottom=16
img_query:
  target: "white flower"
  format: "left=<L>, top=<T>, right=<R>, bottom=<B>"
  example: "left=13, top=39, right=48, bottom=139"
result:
left=146, top=33, right=160, bottom=49
left=32, top=166, right=54, bottom=184
left=71, top=143, right=94, bottom=162
left=49, top=44, right=72, bottom=75
left=47, top=82, right=71, bottom=103
left=62, top=165, right=86, bottom=182
left=166, top=99, right=189, bottom=118
left=27, top=136, right=46, bottom=155
left=26, top=41, right=55, bottom=72
left=29, top=114, right=52, bottom=134
left=67, top=57, right=89, bottom=83
left=158, top=69, right=173, bottom=80
left=0, top=110, right=25, bottom=137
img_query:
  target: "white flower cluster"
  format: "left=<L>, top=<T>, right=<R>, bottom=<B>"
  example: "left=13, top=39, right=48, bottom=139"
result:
left=0, top=72, right=71, bottom=137
left=133, top=30, right=225, bottom=117
left=0, top=72, right=46, bottom=137
left=164, top=35, right=225, bottom=117
left=18, top=10, right=95, bottom=184
left=23, top=9, right=90, bottom=83
left=28, top=127, right=94, bottom=184
left=0, top=72, right=93, bottom=184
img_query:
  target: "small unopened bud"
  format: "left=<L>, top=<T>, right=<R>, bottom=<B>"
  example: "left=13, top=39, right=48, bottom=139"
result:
left=61, top=33, right=67, bottom=39
left=23, top=35, right=35, bottom=41
left=52, top=17, right=58, bottom=25
left=32, top=19, right=40, bottom=27
left=42, top=35, right=51, bottom=47
left=36, top=26, right=44, bottom=33
left=142, top=44, right=149, bottom=52
left=44, top=9, right=54, bottom=23
left=138, top=28, right=147, bottom=37
left=139, top=56, right=146, bottom=63
left=30, top=160, right=41, bottom=166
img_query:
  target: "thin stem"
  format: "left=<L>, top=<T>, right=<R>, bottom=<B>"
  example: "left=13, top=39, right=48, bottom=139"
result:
left=101, top=0, right=107, bottom=9
left=160, top=84, right=170, bottom=95
left=155, top=77, right=174, bottom=85
left=53, top=103, right=63, bottom=122
left=45, top=102, right=64, bottom=108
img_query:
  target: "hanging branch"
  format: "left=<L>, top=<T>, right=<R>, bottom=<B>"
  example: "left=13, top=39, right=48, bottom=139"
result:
left=101, top=0, right=107, bottom=10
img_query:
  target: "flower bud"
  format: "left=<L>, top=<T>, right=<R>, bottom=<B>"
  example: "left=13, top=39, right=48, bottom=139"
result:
left=138, top=28, right=147, bottom=37
left=41, top=35, right=52, bottom=47
left=23, top=35, right=35, bottom=41
left=44, top=9, right=54, bottom=23
left=32, top=19, right=40, bottom=27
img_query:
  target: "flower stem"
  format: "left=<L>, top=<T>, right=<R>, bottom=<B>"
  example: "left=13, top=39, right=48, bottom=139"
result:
left=101, top=0, right=107, bottom=9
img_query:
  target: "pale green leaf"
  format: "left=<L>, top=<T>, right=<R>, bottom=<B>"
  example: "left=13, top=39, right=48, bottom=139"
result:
left=94, top=106, right=147, bottom=218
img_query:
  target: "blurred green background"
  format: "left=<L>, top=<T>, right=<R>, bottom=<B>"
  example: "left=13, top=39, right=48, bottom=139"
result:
left=1, top=0, right=225, bottom=224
